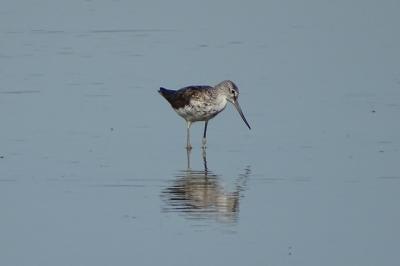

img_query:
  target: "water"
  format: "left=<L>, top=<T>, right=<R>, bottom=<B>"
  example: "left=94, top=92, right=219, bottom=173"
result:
left=1, top=1, right=400, bottom=265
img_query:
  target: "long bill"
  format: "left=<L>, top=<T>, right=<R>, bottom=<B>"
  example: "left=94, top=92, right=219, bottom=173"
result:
left=233, top=100, right=251, bottom=130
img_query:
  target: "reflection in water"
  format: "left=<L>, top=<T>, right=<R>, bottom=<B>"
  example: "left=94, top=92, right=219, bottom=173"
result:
left=161, top=149, right=250, bottom=223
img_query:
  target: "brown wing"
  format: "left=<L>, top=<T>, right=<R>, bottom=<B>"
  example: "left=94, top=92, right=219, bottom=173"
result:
left=160, top=85, right=213, bottom=109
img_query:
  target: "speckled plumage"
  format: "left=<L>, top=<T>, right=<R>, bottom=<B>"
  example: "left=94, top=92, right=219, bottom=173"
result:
left=159, top=80, right=251, bottom=149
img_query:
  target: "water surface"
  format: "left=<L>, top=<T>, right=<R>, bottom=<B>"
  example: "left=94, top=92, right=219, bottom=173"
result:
left=1, top=1, right=399, bottom=265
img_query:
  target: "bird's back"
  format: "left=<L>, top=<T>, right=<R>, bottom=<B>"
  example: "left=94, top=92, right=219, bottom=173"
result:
left=159, top=85, right=213, bottom=109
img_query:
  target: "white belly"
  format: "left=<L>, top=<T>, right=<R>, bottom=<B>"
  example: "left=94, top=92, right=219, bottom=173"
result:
left=175, top=98, right=227, bottom=122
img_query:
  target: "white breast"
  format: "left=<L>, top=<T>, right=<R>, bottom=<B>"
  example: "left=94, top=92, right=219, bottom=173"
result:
left=175, top=95, right=227, bottom=122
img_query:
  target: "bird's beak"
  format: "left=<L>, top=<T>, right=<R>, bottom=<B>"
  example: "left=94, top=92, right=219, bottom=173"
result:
left=232, top=100, right=251, bottom=130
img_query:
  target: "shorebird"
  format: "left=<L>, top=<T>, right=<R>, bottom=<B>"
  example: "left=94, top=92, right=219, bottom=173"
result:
left=158, top=80, right=251, bottom=149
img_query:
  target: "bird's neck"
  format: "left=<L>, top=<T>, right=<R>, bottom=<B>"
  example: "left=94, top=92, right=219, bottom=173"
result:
left=214, top=94, right=228, bottom=111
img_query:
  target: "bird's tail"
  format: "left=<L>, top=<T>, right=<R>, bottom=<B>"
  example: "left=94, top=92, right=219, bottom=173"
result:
left=158, top=87, right=176, bottom=102
left=158, top=87, right=173, bottom=95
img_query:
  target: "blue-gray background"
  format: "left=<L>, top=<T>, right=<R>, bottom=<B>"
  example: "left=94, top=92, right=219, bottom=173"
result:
left=1, top=1, right=399, bottom=265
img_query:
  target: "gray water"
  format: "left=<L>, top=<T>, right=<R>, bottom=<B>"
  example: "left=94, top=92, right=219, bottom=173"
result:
left=1, top=1, right=400, bottom=265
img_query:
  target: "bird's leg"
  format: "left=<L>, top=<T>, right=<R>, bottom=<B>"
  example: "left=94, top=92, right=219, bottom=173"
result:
left=202, top=146, right=208, bottom=173
left=202, top=121, right=208, bottom=149
left=186, top=147, right=192, bottom=169
left=186, top=121, right=192, bottom=150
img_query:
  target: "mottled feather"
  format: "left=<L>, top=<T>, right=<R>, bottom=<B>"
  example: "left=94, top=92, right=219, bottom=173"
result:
left=159, top=86, right=213, bottom=109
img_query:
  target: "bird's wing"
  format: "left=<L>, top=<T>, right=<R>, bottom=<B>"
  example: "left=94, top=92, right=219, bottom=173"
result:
left=171, top=86, right=213, bottom=109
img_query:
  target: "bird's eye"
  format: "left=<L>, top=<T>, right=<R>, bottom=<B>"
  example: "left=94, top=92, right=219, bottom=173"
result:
left=231, top=89, right=235, bottom=94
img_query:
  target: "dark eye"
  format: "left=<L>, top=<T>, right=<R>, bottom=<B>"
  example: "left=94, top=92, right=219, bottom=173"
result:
left=231, top=89, right=235, bottom=94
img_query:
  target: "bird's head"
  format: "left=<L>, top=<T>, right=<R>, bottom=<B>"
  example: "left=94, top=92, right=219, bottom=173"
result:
left=215, top=80, right=251, bottom=130
left=216, top=80, right=240, bottom=103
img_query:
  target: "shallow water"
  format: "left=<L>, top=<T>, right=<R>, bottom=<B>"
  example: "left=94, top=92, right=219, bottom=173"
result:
left=1, top=1, right=400, bottom=265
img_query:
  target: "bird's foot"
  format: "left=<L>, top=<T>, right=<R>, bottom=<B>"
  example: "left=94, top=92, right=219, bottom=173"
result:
left=186, top=144, right=193, bottom=150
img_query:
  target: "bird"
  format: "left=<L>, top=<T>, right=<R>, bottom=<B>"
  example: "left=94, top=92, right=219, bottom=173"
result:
left=158, top=80, right=251, bottom=149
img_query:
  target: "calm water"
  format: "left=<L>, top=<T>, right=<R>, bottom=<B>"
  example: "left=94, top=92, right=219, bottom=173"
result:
left=1, top=1, right=400, bottom=265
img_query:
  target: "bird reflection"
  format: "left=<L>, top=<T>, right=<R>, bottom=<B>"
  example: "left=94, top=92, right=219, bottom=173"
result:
left=161, top=149, right=251, bottom=223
